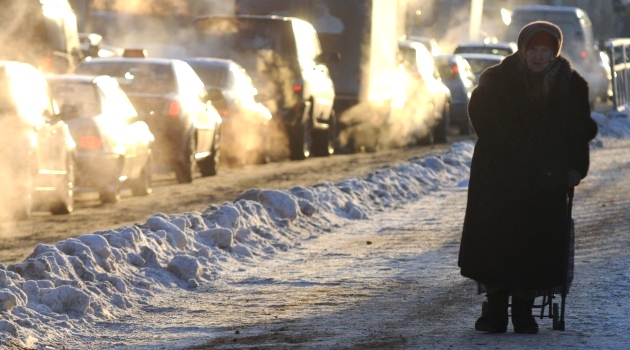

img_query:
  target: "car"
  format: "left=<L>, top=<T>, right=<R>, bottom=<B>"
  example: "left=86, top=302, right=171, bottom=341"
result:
left=0, top=60, right=76, bottom=220
left=435, top=54, right=477, bottom=136
left=183, top=57, right=273, bottom=166
left=455, top=53, right=505, bottom=81
left=0, top=0, right=82, bottom=73
left=454, top=40, right=517, bottom=57
left=408, top=36, right=442, bottom=56
left=74, top=57, right=223, bottom=184
left=190, top=15, right=338, bottom=160
left=46, top=74, right=155, bottom=203
left=397, top=39, right=452, bottom=144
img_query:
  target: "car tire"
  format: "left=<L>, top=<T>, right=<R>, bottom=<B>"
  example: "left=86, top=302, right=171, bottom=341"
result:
left=130, top=153, right=153, bottom=196
left=99, top=183, right=120, bottom=204
left=433, top=103, right=450, bottom=144
left=50, top=155, right=74, bottom=215
left=198, top=128, right=220, bottom=177
left=174, top=134, right=196, bottom=183
left=311, top=110, right=336, bottom=157
left=289, top=103, right=312, bottom=161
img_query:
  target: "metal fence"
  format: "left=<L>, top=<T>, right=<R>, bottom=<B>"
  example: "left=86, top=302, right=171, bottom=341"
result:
left=605, top=38, right=630, bottom=111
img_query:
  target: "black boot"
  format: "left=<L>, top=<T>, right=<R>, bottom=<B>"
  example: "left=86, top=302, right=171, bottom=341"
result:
left=475, top=289, right=509, bottom=333
left=511, top=296, right=539, bottom=334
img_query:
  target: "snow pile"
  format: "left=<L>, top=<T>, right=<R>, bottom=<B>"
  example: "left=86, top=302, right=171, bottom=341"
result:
left=0, top=110, right=628, bottom=348
left=0, top=143, right=473, bottom=347
left=591, top=110, right=630, bottom=146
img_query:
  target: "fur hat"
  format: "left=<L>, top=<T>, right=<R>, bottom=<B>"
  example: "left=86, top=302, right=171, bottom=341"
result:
left=517, top=21, right=563, bottom=58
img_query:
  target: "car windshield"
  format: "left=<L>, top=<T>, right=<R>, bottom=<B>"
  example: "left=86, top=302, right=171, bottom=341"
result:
left=49, top=81, right=101, bottom=117
left=464, top=58, right=501, bottom=75
left=75, top=61, right=176, bottom=94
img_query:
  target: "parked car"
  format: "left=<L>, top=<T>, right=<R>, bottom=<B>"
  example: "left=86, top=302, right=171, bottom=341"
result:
left=435, top=54, right=477, bottom=135
left=74, top=57, right=223, bottom=183
left=191, top=15, right=338, bottom=160
left=183, top=57, right=272, bottom=166
left=0, top=60, right=76, bottom=220
left=454, top=40, right=517, bottom=57
left=397, top=39, right=451, bottom=144
left=455, top=53, right=505, bottom=81
left=47, top=74, right=154, bottom=203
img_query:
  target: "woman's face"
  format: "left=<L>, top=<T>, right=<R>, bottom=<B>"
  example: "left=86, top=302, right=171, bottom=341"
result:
left=526, top=46, right=554, bottom=73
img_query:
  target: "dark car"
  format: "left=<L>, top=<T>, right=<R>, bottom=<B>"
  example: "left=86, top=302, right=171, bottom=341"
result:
left=47, top=74, right=154, bottom=203
left=397, top=39, right=452, bottom=144
left=74, top=57, right=223, bottom=183
left=454, top=40, right=517, bottom=57
left=435, top=54, right=477, bottom=135
left=191, top=15, right=338, bottom=160
left=456, top=53, right=505, bottom=81
left=183, top=57, right=272, bottom=166
left=0, top=61, right=76, bottom=220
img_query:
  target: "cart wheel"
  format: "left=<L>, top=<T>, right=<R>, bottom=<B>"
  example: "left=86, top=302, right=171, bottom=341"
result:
left=481, top=300, right=488, bottom=317
left=552, top=303, right=560, bottom=330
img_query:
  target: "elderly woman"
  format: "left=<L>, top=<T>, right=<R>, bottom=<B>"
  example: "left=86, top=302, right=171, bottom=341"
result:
left=458, top=21, right=598, bottom=334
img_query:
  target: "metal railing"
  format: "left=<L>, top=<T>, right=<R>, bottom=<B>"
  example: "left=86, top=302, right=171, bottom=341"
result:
left=605, top=38, right=630, bottom=111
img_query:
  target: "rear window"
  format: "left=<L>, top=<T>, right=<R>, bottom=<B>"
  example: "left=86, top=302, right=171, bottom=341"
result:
left=186, top=62, right=229, bottom=88
left=75, top=61, right=176, bottom=94
left=49, top=81, right=101, bottom=117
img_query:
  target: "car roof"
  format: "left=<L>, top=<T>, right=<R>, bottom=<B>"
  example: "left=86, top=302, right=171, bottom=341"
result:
left=512, top=5, right=586, bottom=16
left=183, top=57, right=235, bottom=67
left=456, top=53, right=505, bottom=61
left=79, top=57, right=176, bottom=66
left=456, top=41, right=516, bottom=49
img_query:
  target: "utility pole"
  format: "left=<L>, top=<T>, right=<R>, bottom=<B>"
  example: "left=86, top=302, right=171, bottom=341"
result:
left=470, top=0, right=484, bottom=40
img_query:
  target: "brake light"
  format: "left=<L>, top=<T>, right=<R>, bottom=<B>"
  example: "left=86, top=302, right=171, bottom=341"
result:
left=168, top=100, right=181, bottom=117
left=217, top=108, right=229, bottom=118
left=40, top=57, right=53, bottom=73
left=581, top=51, right=587, bottom=59
left=293, top=84, right=303, bottom=93
left=78, top=135, right=102, bottom=149
left=451, top=64, right=460, bottom=76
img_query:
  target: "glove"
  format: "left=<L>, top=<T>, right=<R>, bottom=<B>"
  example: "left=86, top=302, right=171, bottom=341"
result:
left=567, top=168, right=582, bottom=187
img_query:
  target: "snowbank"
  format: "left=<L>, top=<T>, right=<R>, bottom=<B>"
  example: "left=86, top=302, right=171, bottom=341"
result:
left=0, top=111, right=629, bottom=348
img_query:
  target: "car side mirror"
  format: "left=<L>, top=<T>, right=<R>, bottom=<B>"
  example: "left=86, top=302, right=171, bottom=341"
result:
left=60, top=104, right=79, bottom=121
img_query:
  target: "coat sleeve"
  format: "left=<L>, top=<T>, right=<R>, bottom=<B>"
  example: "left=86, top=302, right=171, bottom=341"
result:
left=567, top=73, right=598, bottom=178
left=467, top=68, right=499, bottom=139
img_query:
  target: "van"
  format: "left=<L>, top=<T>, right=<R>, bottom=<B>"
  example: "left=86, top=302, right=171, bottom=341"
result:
left=191, top=15, right=338, bottom=160
left=0, top=0, right=82, bottom=73
left=504, top=5, right=605, bottom=106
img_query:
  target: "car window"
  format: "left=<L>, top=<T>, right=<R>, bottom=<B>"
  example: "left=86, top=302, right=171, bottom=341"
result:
left=187, top=62, right=229, bottom=88
left=292, top=19, right=322, bottom=67
left=49, top=81, right=101, bottom=117
left=174, top=61, right=206, bottom=102
left=98, top=80, right=137, bottom=121
left=75, top=61, right=177, bottom=94
left=11, top=66, right=54, bottom=122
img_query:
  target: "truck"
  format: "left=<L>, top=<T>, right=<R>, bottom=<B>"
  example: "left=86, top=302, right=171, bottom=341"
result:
left=234, top=0, right=409, bottom=153
left=0, top=0, right=82, bottom=73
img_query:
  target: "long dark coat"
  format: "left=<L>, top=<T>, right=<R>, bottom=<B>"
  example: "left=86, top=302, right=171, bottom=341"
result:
left=458, top=53, right=598, bottom=291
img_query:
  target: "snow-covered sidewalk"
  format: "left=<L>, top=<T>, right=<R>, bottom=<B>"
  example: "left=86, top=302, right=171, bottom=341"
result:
left=1, top=111, right=629, bottom=349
